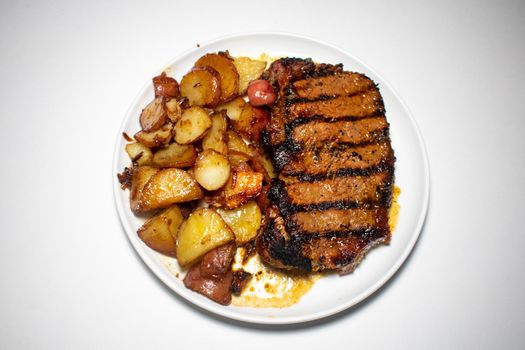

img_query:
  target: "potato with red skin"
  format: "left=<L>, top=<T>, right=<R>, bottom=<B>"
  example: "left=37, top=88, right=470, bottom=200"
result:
left=247, top=79, right=276, bottom=106
left=153, top=72, right=180, bottom=98
left=140, top=97, right=167, bottom=132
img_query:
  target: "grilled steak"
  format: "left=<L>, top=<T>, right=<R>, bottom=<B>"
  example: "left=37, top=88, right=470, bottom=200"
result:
left=256, top=58, right=395, bottom=274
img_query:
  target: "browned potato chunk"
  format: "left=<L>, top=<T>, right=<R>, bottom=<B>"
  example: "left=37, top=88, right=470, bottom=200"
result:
left=217, top=201, right=262, bottom=243
left=165, top=98, right=182, bottom=123
left=215, top=97, right=246, bottom=122
left=180, top=67, right=221, bottom=107
left=140, top=97, right=167, bottom=132
left=234, top=104, right=270, bottom=142
left=153, top=72, right=180, bottom=98
left=233, top=57, right=267, bottom=94
left=194, top=150, right=230, bottom=191
left=130, top=166, right=159, bottom=213
left=152, top=142, right=197, bottom=168
left=134, top=122, right=173, bottom=148
left=176, top=208, right=235, bottom=266
left=137, top=205, right=184, bottom=257
left=174, top=106, right=212, bottom=145
left=226, top=130, right=253, bottom=166
left=125, top=142, right=153, bottom=166
left=195, top=53, right=239, bottom=102
left=223, top=171, right=263, bottom=209
left=141, top=168, right=203, bottom=211
left=202, top=111, right=227, bottom=155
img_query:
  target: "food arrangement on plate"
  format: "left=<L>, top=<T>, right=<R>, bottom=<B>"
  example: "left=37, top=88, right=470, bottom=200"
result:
left=117, top=50, right=397, bottom=307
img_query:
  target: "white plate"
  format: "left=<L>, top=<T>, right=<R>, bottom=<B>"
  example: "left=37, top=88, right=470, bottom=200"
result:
left=112, top=32, right=430, bottom=325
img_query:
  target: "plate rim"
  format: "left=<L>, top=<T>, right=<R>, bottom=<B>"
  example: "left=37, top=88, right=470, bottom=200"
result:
left=112, top=31, right=430, bottom=325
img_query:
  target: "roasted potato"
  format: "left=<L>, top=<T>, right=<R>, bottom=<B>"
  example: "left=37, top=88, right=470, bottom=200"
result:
left=223, top=170, right=264, bottom=209
left=247, top=79, right=276, bottom=106
left=217, top=201, right=262, bottom=243
left=153, top=72, right=180, bottom=98
left=165, top=98, right=182, bottom=123
left=233, top=57, right=267, bottom=94
left=194, top=150, right=231, bottom=191
left=134, top=122, right=173, bottom=148
left=174, top=106, right=212, bottom=145
left=125, top=142, right=153, bottom=166
left=137, top=205, right=184, bottom=257
left=195, top=53, right=239, bottom=102
left=152, top=142, right=197, bottom=168
left=202, top=111, right=228, bottom=155
left=130, top=166, right=159, bottom=213
left=141, top=168, right=203, bottom=211
left=180, top=67, right=221, bottom=107
left=226, top=130, right=253, bottom=166
left=215, top=97, right=246, bottom=122
left=176, top=208, right=235, bottom=266
left=234, top=104, right=270, bottom=142
left=140, top=97, right=167, bottom=132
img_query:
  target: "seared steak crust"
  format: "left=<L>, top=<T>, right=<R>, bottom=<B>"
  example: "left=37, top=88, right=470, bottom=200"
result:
left=256, top=58, right=395, bottom=274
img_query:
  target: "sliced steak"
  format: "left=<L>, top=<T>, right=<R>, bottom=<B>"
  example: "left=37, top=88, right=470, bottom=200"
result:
left=256, top=57, right=395, bottom=274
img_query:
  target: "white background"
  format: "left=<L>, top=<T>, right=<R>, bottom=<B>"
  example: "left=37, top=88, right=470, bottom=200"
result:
left=1, top=0, right=524, bottom=349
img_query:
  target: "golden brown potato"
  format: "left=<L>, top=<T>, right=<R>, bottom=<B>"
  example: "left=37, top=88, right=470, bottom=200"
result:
left=130, top=166, right=159, bottom=213
left=137, top=205, right=184, bottom=257
left=176, top=208, right=235, bottom=266
left=217, top=201, right=261, bottom=243
left=226, top=130, right=253, bottom=166
left=152, top=142, right=197, bottom=168
left=227, top=130, right=254, bottom=156
left=180, top=67, right=221, bottom=107
left=141, top=168, right=203, bottom=211
left=174, top=106, right=212, bottom=145
left=233, top=57, right=267, bottom=94
left=134, top=122, right=173, bottom=148
left=234, top=104, right=270, bottom=142
left=215, top=97, right=246, bottom=122
left=194, top=150, right=230, bottom=191
left=202, top=111, right=228, bottom=155
left=223, top=170, right=264, bottom=209
left=195, top=53, right=239, bottom=102
left=165, top=98, right=182, bottom=123
left=125, top=142, right=153, bottom=166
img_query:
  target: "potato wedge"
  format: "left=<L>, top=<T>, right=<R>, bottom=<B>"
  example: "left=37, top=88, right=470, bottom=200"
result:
left=134, top=122, right=173, bottom=148
left=180, top=67, right=221, bottom=107
left=165, top=98, right=182, bottom=123
left=194, top=150, right=230, bottom=191
left=141, top=168, right=203, bottom=211
left=195, top=53, right=239, bottom=102
left=215, top=97, right=246, bottom=122
left=152, top=142, right=197, bottom=168
left=130, top=166, right=159, bottom=213
left=224, top=171, right=264, bottom=209
left=174, top=106, right=212, bottom=145
left=125, top=142, right=153, bottom=166
left=226, top=130, right=253, bottom=166
left=227, top=130, right=254, bottom=156
left=176, top=208, right=235, bottom=266
left=202, top=111, right=227, bottom=155
left=233, top=57, right=267, bottom=94
left=217, top=201, right=261, bottom=244
left=140, top=97, right=167, bottom=132
left=234, top=104, right=270, bottom=142
left=137, top=205, right=184, bottom=257
left=153, top=72, right=180, bottom=98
